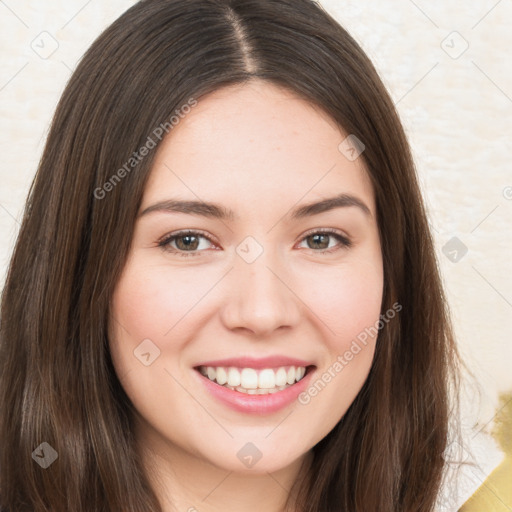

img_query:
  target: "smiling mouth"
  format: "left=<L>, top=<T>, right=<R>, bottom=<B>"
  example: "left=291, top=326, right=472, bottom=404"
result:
left=194, top=365, right=315, bottom=395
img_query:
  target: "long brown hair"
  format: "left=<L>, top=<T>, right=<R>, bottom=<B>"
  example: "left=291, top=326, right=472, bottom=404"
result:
left=0, top=1, right=460, bottom=510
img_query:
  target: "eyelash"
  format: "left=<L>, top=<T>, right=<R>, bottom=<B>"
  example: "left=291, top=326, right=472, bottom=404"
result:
left=157, top=228, right=352, bottom=258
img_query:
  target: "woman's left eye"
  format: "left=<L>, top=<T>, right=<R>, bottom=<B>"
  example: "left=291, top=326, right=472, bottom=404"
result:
left=157, top=229, right=352, bottom=257
left=297, top=229, right=352, bottom=254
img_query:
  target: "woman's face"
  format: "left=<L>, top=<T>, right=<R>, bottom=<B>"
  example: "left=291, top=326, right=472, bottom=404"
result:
left=109, top=80, right=383, bottom=475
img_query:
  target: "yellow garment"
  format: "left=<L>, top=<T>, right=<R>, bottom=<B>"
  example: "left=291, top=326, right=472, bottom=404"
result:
left=459, top=392, right=512, bottom=511
left=459, top=456, right=512, bottom=511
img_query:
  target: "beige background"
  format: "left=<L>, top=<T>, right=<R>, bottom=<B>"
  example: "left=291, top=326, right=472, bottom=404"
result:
left=1, top=1, right=511, bottom=509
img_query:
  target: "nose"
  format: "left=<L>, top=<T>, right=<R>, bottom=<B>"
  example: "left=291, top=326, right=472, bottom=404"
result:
left=219, top=248, right=301, bottom=336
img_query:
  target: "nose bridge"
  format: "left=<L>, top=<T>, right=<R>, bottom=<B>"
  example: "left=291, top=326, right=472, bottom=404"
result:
left=220, top=237, right=301, bottom=335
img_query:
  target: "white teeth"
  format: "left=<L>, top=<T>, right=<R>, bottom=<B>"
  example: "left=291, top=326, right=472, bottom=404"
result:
left=240, top=368, right=258, bottom=389
left=227, top=367, right=241, bottom=387
left=231, top=385, right=287, bottom=394
left=198, top=365, right=309, bottom=393
left=207, top=367, right=216, bottom=381
left=216, top=367, right=228, bottom=385
left=258, top=368, right=275, bottom=389
left=275, top=367, right=287, bottom=387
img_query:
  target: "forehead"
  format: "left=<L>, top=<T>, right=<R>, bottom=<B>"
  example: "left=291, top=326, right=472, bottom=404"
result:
left=142, top=80, right=375, bottom=214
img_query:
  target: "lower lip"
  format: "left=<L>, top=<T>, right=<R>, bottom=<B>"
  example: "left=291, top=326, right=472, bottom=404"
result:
left=194, top=367, right=315, bottom=414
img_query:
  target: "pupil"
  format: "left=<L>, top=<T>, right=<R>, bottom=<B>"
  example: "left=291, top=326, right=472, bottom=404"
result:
left=177, top=235, right=198, bottom=250
left=310, top=234, right=328, bottom=249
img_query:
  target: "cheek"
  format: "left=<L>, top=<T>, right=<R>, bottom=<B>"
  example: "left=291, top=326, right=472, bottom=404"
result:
left=107, top=263, right=205, bottom=422
left=294, top=260, right=383, bottom=441
left=110, top=263, right=212, bottom=345
left=108, top=260, right=227, bottom=399
left=327, top=268, right=383, bottom=343
left=294, top=255, right=383, bottom=349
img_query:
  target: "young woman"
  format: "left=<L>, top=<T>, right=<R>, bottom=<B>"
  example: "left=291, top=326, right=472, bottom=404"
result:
left=0, top=1, right=461, bottom=510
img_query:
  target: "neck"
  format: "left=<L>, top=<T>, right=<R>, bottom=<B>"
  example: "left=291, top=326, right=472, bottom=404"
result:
left=135, top=419, right=312, bottom=512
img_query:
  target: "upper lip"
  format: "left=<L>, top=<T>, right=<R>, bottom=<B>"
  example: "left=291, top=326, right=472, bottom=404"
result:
left=194, top=356, right=315, bottom=369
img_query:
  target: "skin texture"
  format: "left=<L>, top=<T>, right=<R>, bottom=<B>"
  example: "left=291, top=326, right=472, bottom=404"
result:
left=109, top=80, right=384, bottom=512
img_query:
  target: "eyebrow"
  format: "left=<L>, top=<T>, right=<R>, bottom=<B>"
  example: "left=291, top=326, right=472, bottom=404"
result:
left=138, top=193, right=372, bottom=221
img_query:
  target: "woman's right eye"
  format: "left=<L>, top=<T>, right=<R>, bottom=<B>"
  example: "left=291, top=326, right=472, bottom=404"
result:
left=158, top=230, right=216, bottom=257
